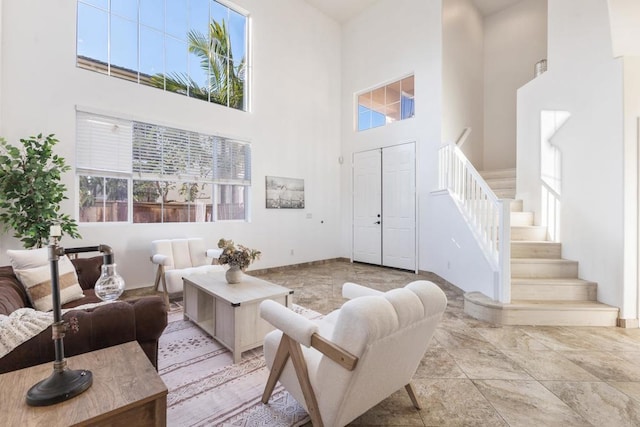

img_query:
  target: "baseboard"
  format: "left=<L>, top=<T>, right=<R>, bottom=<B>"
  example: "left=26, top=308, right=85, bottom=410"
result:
left=250, top=258, right=350, bottom=276
left=617, top=318, right=639, bottom=328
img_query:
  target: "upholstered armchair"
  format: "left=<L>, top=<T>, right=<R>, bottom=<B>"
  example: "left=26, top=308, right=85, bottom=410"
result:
left=260, top=280, right=447, bottom=427
left=151, top=238, right=223, bottom=299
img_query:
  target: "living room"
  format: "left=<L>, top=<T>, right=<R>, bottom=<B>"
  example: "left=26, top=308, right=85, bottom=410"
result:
left=3, top=0, right=640, bottom=425
left=2, top=0, right=639, bottom=324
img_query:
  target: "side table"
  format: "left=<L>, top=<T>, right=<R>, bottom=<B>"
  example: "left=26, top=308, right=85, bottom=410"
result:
left=0, top=341, right=167, bottom=426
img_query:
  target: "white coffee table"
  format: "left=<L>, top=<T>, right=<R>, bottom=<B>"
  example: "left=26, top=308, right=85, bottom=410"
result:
left=182, top=271, right=293, bottom=363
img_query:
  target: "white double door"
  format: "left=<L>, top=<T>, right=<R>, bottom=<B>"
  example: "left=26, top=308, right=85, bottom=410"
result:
left=352, top=142, right=416, bottom=271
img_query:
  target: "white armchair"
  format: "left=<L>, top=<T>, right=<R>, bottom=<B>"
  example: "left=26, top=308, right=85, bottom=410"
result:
left=151, top=238, right=224, bottom=299
left=260, top=280, right=447, bottom=427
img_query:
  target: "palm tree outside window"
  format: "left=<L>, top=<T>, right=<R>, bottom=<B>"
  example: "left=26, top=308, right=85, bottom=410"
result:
left=76, top=0, right=248, bottom=111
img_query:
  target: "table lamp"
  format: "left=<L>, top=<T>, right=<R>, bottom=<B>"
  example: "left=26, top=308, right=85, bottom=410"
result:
left=25, top=227, right=125, bottom=406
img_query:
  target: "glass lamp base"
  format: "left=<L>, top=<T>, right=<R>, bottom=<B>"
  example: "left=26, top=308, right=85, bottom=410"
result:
left=26, top=368, right=93, bottom=406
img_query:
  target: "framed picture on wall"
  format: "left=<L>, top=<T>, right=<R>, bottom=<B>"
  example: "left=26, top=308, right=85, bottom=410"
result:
left=265, top=176, right=305, bottom=209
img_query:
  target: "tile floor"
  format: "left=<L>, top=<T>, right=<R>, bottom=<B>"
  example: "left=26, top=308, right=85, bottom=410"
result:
left=251, top=260, right=640, bottom=426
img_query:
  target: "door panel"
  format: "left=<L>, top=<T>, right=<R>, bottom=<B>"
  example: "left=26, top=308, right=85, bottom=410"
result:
left=382, top=143, right=416, bottom=270
left=353, top=150, right=382, bottom=264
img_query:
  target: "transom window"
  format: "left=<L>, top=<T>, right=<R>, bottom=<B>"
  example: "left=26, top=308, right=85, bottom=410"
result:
left=76, top=0, right=249, bottom=111
left=357, top=75, right=415, bottom=131
left=76, top=111, right=251, bottom=223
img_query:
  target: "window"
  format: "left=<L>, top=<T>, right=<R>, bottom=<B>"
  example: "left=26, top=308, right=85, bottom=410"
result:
left=357, top=75, right=415, bottom=131
left=76, top=0, right=249, bottom=111
left=76, top=111, right=251, bottom=223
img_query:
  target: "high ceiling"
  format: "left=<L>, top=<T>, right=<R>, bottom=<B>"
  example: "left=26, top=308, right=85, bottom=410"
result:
left=473, top=0, right=522, bottom=16
left=302, top=0, right=522, bottom=23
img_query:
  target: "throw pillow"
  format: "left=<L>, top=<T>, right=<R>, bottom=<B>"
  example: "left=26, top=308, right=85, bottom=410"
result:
left=7, top=248, right=85, bottom=312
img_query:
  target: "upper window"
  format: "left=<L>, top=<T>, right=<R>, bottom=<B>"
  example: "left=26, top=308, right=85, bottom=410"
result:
left=357, top=75, right=415, bottom=131
left=76, top=111, right=251, bottom=223
left=76, top=0, right=249, bottom=111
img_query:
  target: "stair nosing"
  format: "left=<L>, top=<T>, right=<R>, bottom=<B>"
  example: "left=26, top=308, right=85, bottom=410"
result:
left=511, top=278, right=596, bottom=285
left=511, top=258, right=578, bottom=264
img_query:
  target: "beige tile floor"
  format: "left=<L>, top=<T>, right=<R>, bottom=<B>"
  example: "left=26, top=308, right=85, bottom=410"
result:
left=251, top=260, right=640, bottom=427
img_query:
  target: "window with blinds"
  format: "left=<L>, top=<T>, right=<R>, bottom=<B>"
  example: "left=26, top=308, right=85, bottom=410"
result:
left=76, top=111, right=251, bottom=223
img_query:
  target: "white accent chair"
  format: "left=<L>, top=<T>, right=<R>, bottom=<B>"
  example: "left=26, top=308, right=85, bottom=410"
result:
left=151, top=238, right=224, bottom=300
left=260, top=280, right=447, bottom=427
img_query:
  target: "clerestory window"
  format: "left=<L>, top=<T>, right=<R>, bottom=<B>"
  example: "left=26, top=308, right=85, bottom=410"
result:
left=76, top=0, right=249, bottom=111
left=357, top=75, right=415, bottom=131
left=76, top=111, right=251, bottom=223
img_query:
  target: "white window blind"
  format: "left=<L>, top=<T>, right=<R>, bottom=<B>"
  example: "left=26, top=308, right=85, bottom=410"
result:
left=213, top=138, right=251, bottom=184
left=76, top=112, right=133, bottom=173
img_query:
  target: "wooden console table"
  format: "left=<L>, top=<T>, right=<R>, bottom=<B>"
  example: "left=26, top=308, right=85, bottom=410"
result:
left=183, top=271, right=293, bottom=363
left=0, top=341, right=167, bottom=426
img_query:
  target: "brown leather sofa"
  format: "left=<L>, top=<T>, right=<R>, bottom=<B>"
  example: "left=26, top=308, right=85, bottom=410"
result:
left=0, top=256, right=167, bottom=374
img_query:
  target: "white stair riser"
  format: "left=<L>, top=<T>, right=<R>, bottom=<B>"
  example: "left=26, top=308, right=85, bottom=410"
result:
left=511, top=283, right=596, bottom=301
left=465, top=300, right=618, bottom=326
left=494, top=189, right=516, bottom=199
left=511, top=242, right=561, bottom=258
left=510, top=212, right=534, bottom=227
left=464, top=293, right=619, bottom=326
left=485, top=178, right=516, bottom=189
left=480, top=169, right=516, bottom=180
left=511, top=260, right=578, bottom=278
left=510, top=200, right=523, bottom=212
left=511, top=226, right=548, bottom=241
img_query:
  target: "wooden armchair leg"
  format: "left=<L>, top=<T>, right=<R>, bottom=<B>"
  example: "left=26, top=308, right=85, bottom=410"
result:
left=262, top=334, right=324, bottom=427
left=262, top=334, right=290, bottom=403
left=152, top=265, right=162, bottom=292
left=288, top=336, right=323, bottom=427
left=405, top=383, right=421, bottom=410
left=152, top=265, right=170, bottom=308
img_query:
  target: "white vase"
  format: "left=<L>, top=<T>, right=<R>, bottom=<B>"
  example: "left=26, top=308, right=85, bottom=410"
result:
left=225, top=265, right=243, bottom=284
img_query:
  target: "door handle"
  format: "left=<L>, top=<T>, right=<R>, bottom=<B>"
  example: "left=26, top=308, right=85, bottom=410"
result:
left=374, top=221, right=381, bottom=225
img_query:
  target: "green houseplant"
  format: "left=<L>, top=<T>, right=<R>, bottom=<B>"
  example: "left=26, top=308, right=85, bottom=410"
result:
left=0, top=133, right=80, bottom=248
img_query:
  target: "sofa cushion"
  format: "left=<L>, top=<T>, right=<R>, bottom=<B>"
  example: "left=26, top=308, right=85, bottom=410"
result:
left=7, top=248, right=84, bottom=312
left=164, top=264, right=224, bottom=293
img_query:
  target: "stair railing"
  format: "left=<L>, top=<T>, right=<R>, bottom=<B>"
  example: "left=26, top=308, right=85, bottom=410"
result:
left=438, top=141, right=511, bottom=303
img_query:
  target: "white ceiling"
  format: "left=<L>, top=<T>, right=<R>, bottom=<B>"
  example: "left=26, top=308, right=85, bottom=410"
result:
left=303, top=0, right=522, bottom=23
left=303, top=0, right=376, bottom=23
left=473, top=0, right=521, bottom=16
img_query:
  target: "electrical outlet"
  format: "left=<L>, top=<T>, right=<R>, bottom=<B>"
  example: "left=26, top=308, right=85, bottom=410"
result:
left=290, top=249, right=294, bottom=255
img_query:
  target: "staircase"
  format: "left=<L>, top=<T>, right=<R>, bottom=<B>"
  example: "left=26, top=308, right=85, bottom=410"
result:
left=464, top=168, right=619, bottom=326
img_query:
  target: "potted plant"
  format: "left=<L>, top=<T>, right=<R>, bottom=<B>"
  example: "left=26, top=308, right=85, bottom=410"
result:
left=0, top=134, right=80, bottom=248
left=217, top=238, right=261, bottom=284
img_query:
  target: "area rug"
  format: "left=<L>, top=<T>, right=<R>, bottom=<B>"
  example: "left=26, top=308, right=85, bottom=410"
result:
left=159, top=302, right=319, bottom=426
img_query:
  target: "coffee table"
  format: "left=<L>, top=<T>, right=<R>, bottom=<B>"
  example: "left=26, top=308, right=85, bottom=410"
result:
left=183, top=271, right=293, bottom=363
left=0, top=341, right=167, bottom=426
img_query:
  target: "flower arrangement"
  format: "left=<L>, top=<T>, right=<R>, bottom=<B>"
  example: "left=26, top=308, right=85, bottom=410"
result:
left=217, top=238, right=261, bottom=270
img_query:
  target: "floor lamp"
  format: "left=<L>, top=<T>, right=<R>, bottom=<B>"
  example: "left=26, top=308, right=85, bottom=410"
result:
left=26, top=227, right=124, bottom=406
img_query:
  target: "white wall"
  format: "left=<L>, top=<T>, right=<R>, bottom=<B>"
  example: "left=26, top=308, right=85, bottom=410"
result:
left=0, top=0, right=343, bottom=289
left=427, top=191, right=497, bottom=297
left=483, top=0, right=547, bottom=170
left=608, top=0, right=640, bottom=57
left=516, top=0, right=625, bottom=313
left=623, top=56, right=640, bottom=321
left=339, top=0, right=443, bottom=271
left=442, top=0, right=484, bottom=169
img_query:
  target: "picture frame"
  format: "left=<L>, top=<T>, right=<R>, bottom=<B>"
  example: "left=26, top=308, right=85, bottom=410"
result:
left=265, top=176, right=305, bottom=209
